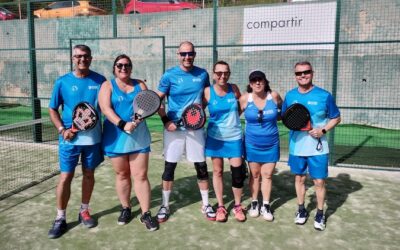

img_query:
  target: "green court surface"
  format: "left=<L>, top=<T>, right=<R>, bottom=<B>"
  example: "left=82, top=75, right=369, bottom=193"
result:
left=0, top=135, right=399, bottom=250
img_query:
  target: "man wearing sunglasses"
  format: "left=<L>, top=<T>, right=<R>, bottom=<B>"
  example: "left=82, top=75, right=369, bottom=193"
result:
left=156, top=41, right=216, bottom=223
left=281, top=61, right=341, bottom=231
left=47, top=44, right=106, bottom=238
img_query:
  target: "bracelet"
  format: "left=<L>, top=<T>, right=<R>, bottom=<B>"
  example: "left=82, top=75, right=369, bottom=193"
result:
left=57, top=126, right=65, bottom=134
left=117, top=120, right=127, bottom=131
left=161, top=116, right=170, bottom=125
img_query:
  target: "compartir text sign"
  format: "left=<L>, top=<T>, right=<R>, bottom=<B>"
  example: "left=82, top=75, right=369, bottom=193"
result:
left=243, top=2, right=337, bottom=52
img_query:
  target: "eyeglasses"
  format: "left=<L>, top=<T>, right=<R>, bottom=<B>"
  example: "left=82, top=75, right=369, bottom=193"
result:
left=214, top=71, right=230, bottom=77
left=250, top=78, right=265, bottom=85
left=257, top=110, right=263, bottom=123
left=73, top=54, right=92, bottom=59
left=178, top=51, right=196, bottom=57
left=115, top=63, right=132, bottom=69
left=295, top=70, right=312, bottom=76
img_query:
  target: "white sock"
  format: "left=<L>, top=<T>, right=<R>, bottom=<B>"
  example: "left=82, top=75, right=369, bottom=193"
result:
left=56, top=209, right=66, bottom=220
left=162, top=190, right=171, bottom=207
left=200, top=189, right=209, bottom=206
left=263, top=200, right=270, bottom=205
left=80, top=203, right=89, bottom=212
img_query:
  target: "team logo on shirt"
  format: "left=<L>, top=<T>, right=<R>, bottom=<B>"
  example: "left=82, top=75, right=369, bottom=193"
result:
left=71, top=85, right=78, bottom=91
left=118, top=96, right=124, bottom=102
left=88, top=85, right=99, bottom=90
left=178, top=78, right=183, bottom=83
left=212, top=100, right=218, bottom=105
left=227, top=98, right=236, bottom=103
left=265, top=109, right=274, bottom=115
left=192, top=78, right=202, bottom=82
left=307, top=101, right=318, bottom=105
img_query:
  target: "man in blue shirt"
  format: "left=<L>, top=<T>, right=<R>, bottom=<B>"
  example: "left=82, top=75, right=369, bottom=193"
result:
left=47, top=45, right=106, bottom=238
left=156, top=41, right=216, bottom=222
left=282, top=61, right=341, bottom=231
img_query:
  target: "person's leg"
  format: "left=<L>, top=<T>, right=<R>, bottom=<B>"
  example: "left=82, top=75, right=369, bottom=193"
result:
left=260, top=162, right=276, bottom=221
left=313, top=179, right=326, bottom=211
left=212, top=157, right=224, bottom=207
left=295, top=174, right=307, bottom=207
left=110, top=155, right=131, bottom=208
left=129, top=153, right=151, bottom=213
left=56, top=172, right=75, bottom=212
left=230, top=157, right=244, bottom=206
left=248, top=162, right=261, bottom=201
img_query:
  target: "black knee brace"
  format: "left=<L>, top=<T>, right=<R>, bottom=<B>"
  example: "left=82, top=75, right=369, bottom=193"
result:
left=231, top=165, right=245, bottom=188
left=194, top=162, right=209, bottom=180
left=162, top=161, right=177, bottom=181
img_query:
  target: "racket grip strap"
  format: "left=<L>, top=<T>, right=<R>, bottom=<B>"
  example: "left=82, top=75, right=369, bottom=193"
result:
left=117, top=120, right=127, bottom=131
left=161, top=116, right=171, bottom=126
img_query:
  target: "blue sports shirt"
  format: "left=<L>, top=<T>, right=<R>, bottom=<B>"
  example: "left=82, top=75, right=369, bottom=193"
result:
left=49, top=71, right=106, bottom=145
left=158, top=65, right=210, bottom=123
left=282, top=85, right=340, bottom=156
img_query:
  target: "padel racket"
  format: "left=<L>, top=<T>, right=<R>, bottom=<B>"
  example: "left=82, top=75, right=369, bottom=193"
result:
left=176, top=103, right=206, bottom=130
left=71, top=102, right=98, bottom=133
left=133, top=90, right=161, bottom=120
left=282, top=103, right=322, bottom=151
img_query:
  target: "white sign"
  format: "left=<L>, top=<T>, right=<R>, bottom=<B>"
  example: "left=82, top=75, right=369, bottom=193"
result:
left=243, top=2, right=337, bottom=52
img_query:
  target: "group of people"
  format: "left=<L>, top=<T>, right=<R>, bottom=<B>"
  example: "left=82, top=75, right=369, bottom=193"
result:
left=47, top=41, right=340, bottom=239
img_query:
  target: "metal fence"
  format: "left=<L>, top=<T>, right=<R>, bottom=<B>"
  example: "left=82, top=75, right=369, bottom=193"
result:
left=0, top=0, right=399, bottom=169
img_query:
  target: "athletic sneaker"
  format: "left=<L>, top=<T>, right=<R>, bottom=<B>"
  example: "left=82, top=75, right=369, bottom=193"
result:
left=140, top=211, right=158, bottom=231
left=294, top=209, right=309, bottom=225
left=117, top=207, right=132, bottom=225
left=78, top=209, right=96, bottom=228
left=260, top=204, right=274, bottom=221
left=201, top=204, right=216, bottom=221
left=232, top=205, right=246, bottom=222
left=248, top=200, right=259, bottom=218
left=48, top=218, right=67, bottom=239
left=314, top=213, right=326, bottom=231
left=216, top=206, right=228, bottom=222
left=156, top=206, right=170, bottom=223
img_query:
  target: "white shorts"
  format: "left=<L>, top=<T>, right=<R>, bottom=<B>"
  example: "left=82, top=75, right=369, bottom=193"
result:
left=163, top=129, right=206, bottom=163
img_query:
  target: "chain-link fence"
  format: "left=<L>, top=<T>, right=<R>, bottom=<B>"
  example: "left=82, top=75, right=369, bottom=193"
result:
left=0, top=0, right=399, bottom=170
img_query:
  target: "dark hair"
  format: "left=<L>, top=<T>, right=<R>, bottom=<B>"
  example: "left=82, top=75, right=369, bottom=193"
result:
left=246, top=70, right=271, bottom=93
left=73, top=44, right=91, bottom=55
left=112, top=54, right=133, bottom=75
left=294, top=61, right=313, bottom=70
left=213, top=60, right=230, bottom=72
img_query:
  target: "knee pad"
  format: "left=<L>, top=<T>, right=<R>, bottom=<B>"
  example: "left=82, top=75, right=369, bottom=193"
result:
left=194, top=162, right=209, bottom=180
left=231, top=165, right=245, bottom=188
left=162, top=161, right=177, bottom=181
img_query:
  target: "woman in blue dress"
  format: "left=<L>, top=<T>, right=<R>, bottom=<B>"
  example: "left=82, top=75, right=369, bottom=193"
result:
left=239, top=70, right=282, bottom=222
left=98, top=54, right=157, bottom=231
left=204, top=61, right=246, bottom=222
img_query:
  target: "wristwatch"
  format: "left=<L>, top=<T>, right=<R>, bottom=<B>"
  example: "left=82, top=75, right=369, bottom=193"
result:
left=322, top=128, right=327, bottom=134
left=58, top=126, right=65, bottom=134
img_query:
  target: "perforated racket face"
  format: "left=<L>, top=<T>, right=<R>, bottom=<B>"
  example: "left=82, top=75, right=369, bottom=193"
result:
left=133, top=90, right=161, bottom=120
left=181, top=103, right=206, bottom=130
left=282, top=103, right=310, bottom=130
left=72, top=102, right=98, bottom=132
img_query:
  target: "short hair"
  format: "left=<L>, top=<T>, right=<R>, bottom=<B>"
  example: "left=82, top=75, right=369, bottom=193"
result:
left=112, top=54, right=133, bottom=75
left=178, top=41, right=195, bottom=52
left=213, top=60, right=230, bottom=72
left=73, top=44, right=91, bottom=55
left=294, top=61, right=313, bottom=70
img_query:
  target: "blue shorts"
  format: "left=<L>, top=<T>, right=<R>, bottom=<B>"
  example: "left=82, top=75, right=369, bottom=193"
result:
left=106, top=146, right=151, bottom=158
left=205, top=137, right=243, bottom=158
left=245, top=142, right=280, bottom=163
left=288, top=154, right=329, bottom=179
left=59, top=143, right=104, bottom=173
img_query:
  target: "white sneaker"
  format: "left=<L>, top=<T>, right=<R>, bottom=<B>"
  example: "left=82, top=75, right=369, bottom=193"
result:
left=248, top=200, right=259, bottom=218
left=314, top=213, right=326, bottom=231
left=201, top=204, right=216, bottom=221
left=260, top=204, right=274, bottom=221
left=156, top=206, right=170, bottom=223
left=294, top=209, right=309, bottom=225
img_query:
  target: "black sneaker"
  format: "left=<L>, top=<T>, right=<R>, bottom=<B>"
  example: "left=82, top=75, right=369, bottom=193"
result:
left=140, top=211, right=158, bottom=231
left=118, top=207, right=132, bottom=225
left=78, top=209, right=96, bottom=228
left=48, top=219, right=67, bottom=239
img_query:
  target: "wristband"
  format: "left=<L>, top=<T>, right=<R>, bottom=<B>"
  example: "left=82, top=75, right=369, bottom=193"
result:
left=161, top=116, right=171, bottom=125
left=117, top=120, right=127, bottom=131
left=57, top=126, right=65, bottom=134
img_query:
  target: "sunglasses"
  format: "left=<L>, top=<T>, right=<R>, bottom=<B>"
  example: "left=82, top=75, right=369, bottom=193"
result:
left=251, top=78, right=265, bottom=85
left=178, top=51, right=196, bottom=57
left=257, top=110, right=264, bottom=123
left=73, top=54, right=91, bottom=59
left=214, top=71, right=230, bottom=77
left=115, top=63, right=132, bottom=69
left=295, top=70, right=312, bottom=76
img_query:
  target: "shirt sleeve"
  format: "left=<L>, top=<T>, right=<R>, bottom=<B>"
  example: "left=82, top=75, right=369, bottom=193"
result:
left=326, top=93, right=340, bottom=119
left=158, top=72, right=170, bottom=95
left=48, top=79, right=63, bottom=110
